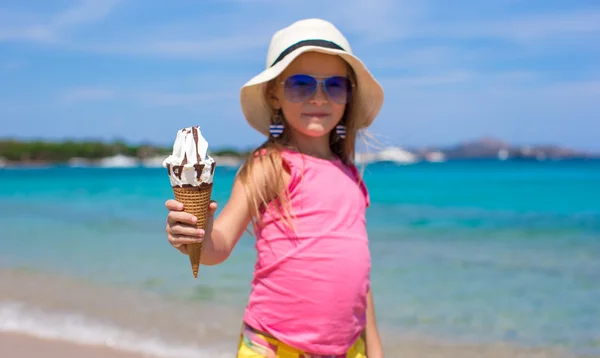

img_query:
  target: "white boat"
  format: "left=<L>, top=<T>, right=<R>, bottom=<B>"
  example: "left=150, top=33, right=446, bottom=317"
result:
left=498, top=149, right=509, bottom=161
left=425, top=151, right=446, bottom=163
left=374, top=147, right=418, bottom=165
left=141, top=155, right=168, bottom=168
left=98, top=154, right=139, bottom=168
left=355, top=152, right=378, bottom=165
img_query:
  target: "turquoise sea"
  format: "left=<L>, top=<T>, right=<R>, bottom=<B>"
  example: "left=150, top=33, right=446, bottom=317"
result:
left=1, top=160, right=599, bottom=357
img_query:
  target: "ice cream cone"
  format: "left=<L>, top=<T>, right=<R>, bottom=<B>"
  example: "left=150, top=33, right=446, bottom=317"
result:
left=172, top=183, right=213, bottom=278
left=163, top=126, right=216, bottom=279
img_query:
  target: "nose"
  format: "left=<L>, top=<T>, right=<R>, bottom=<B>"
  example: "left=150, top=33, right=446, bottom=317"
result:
left=309, top=82, right=328, bottom=106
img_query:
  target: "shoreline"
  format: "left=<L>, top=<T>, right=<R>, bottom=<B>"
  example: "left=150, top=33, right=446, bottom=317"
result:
left=1, top=156, right=598, bottom=171
left=0, top=269, right=596, bottom=358
left=1, top=330, right=592, bottom=358
left=0, top=332, right=152, bottom=358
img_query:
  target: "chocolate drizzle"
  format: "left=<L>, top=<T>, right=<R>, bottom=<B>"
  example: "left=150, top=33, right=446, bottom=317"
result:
left=192, top=127, right=201, bottom=163
left=172, top=165, right=183, bottom=179
left=193, top=163, right=205, bottom=180
left=210, top=162, right=216, bottom=175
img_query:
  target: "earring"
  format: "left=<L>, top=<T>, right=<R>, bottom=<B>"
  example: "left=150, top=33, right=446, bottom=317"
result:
left=336, top=124, right=346, bottom=139
left=269, top=109, right=284, bottom=138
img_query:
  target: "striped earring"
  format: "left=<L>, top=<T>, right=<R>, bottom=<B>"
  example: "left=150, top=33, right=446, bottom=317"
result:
left=336, top=124, right=346, bottom=139
left=270, top=109, right=284, bottom=138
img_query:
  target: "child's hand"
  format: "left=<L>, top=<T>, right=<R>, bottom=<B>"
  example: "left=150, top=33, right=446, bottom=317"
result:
left=164, top=199, right=218, bottom=255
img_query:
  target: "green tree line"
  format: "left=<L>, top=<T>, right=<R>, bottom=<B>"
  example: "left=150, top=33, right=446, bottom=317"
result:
left=0, top=139, right=248, bottom=162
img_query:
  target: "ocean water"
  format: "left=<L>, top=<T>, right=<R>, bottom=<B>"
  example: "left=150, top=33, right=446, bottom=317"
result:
left=0, top=160, right=599, bottom=357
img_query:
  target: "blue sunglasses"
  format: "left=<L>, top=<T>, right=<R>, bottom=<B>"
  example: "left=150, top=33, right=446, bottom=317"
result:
left=281, top=74, right=354, bottom=104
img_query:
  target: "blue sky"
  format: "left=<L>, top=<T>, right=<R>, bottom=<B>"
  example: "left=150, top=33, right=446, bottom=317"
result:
left=1, top=0, right=599, bottom=151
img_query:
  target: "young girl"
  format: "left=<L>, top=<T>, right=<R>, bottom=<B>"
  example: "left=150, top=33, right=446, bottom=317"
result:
left=164, top=18, right=385, bottom=358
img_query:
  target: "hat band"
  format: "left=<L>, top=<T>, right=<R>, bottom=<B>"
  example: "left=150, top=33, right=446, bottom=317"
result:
left=270, top=39, right=345, bottom=67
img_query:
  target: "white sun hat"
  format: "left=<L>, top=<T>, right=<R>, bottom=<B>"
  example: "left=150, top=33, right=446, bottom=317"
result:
left=240, top=18, right=384, bottom=137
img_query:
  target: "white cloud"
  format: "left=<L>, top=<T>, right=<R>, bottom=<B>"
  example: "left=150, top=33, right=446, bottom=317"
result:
left=3, top=0, right=598, bottom=67
left=0, top=0, right=122, bottom=44
left=136, top=91, right=236, bottom=106
left=328, top=0, right=425, bottom=42
left=436, top=9, right=600, bottom=42
left=0, top=1, right=274, bottom=59
left=0, top=22, right=57, bottom=43
left=240, top=2, right=600, bottom=46
left=537, top=79, right=600, bottom=97
left=329, top=3, right=600, bottom=46
left=84, top=33, right=269, bottom=59
left=368, top=46, right=456, bottom=70
left=383, top=71, right=475, bottom=87
left=60, top=86, right=237, bottom=106
left=67, top=0, right=424, bottom=60
left=53, top=0, right=122, bottom=28
left=381, top=69, right=584, bottom=93
left=61, top=87, right=117, bottom=104
left=0, top=60, right=27, bottom=72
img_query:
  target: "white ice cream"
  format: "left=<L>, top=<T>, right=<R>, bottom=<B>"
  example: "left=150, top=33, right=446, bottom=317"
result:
left=162, top=126, right=216, bottom=187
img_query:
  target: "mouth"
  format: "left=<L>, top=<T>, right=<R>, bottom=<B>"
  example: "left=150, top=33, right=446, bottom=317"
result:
left=302, top=112, right=330, bottom=117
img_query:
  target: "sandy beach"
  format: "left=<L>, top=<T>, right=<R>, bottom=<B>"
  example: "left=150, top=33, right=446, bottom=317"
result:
left=0, top=249, right=596, bottom=358
left=0, top=332, right=150, bottom=358
left=1, top=331, right=591, bottom=358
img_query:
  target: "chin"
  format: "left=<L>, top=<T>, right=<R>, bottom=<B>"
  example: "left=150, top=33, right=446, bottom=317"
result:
left=302, top=125, right=332, bottom=137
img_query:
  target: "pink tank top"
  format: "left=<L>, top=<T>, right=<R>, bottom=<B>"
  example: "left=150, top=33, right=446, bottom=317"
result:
left=243, top=149, right=371, bottom=355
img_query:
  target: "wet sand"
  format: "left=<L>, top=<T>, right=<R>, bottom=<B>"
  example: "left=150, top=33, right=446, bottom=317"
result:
left=1, top=269, right=595, bottom=358
left=1, top=332, right=592, bottom=358
left=0, top=332, right=151, bottom=358
left=385, top=337, right=589, bottom=358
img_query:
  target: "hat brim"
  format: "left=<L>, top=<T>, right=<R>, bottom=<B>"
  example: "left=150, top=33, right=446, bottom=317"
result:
left=240, top=46, right=384, bottom=137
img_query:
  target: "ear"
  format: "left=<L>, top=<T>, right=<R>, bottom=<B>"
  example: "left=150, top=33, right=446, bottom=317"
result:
left=266, top=81, right=281, bottom=110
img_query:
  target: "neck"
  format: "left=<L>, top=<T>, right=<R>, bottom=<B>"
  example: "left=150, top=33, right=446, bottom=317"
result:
left=288, top=131, right=334, bottom=160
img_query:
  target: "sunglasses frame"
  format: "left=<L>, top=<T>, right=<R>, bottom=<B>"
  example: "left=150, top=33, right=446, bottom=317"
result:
left=279, top=74, right=355, bottom=104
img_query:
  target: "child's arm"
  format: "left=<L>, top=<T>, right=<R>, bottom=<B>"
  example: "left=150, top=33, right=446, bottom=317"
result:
left=199, top=156, right=285, bottom=266
left=198, top=175, right=252, bottom=265
left=366, top=288, right=384, bottom=358
left=166, top=156, right=288, bottom=265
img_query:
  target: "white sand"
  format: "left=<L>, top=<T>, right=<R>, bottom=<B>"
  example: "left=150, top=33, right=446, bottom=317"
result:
left=2, top=332, right=591, bottom=358
left=0, top=332, right=152, bottom=358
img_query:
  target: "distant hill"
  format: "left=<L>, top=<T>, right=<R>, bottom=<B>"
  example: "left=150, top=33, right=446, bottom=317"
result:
left=409, top=137, right=596, bottom=161
left=0, top=137, right=597, bottom=166
left=0, top=139, right=250, bottom=165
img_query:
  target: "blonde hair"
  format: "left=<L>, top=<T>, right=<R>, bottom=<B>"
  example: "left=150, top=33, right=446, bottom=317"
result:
left=237, top=67, right=364, bottom=231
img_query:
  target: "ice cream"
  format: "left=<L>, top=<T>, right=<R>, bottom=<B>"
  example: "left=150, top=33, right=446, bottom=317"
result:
left=163, top=126, right=216, bottom=188
left=163, top=126, right=216, bottom=278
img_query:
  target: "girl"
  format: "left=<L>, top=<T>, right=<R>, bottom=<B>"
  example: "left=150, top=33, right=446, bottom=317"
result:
left=165, top=18, right=385, bottom=358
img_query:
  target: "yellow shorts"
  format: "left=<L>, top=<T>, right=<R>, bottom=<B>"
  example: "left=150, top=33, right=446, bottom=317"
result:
left=236, top=324, right=366, bottom=358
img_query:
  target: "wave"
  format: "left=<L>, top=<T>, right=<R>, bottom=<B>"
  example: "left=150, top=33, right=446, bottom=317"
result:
left=0, top=301, right=232, bottom=358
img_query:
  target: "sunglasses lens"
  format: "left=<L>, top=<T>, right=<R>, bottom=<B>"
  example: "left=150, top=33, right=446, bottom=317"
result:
left=283, top=75, right=352, bottom=104
left=324, top=76, right=352, bottom=104
left=284, top=74, right=317, bottom=102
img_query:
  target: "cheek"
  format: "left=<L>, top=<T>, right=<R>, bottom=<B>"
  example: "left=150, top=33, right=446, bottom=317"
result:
left=281, top=102, right=303, bottom=121
left=332, top=103, right=347, bottom=121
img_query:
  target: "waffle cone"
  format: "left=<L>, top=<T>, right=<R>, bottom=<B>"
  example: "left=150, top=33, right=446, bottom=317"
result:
left=172, top=183, right=213, bottom=278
